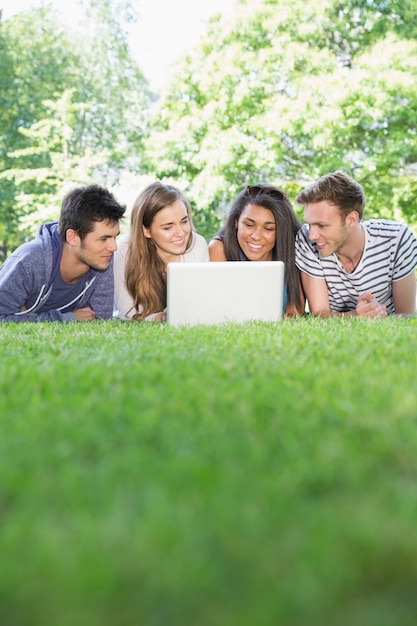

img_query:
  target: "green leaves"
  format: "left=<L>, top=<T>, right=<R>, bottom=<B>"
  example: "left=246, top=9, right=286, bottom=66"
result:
left=0, top=1, right=151, bottom=254
left=147, top=0, right=417, bottom=234
left=1, top=0, right=417, bottom=255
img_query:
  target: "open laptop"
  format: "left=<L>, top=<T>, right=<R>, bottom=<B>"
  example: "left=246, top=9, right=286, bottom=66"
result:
left=167, top=261, right=285, bottom=327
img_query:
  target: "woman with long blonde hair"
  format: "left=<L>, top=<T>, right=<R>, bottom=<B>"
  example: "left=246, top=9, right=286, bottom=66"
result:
left=114, top=181, right=209, bottom=321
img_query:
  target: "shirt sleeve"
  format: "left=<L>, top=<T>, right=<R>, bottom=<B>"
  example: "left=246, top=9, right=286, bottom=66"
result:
left=392, top=224, right=417, bottom=281
left=113, top=235, right=136, bottom=320
left=0, top=248, right=67, bottom=322
left=184, top=232, right=210, bottom=262
left=87, top=264, right=115, bottom=320
left=295, top=226, right=325, bottom=278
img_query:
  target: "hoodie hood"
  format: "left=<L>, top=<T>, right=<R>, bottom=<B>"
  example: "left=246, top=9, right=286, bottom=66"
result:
left=37, top=222, right=63, bottom=290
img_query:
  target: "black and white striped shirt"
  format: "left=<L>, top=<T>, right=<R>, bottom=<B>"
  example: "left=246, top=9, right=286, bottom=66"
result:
left=295, top=220, right=417, bottom=314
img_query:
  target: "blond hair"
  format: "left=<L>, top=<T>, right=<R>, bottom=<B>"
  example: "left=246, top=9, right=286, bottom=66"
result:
left=125, top=182, right=193, bottom=320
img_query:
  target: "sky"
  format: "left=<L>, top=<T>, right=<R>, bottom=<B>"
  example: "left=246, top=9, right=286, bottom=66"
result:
left=1, top=0, right=238, bottom=90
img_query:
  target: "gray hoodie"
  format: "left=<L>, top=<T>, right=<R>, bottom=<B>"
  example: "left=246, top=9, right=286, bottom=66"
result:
left=0, top=222, right=115, bottom=322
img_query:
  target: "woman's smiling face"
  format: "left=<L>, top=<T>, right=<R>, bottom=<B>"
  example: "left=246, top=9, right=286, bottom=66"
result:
left=142, top=199, right=191, bottom=264
left=236, top=203, right=276, bottom=261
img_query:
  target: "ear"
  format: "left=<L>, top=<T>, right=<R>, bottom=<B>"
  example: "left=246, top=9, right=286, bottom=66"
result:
left=142, top=225, right=152, bottom=239
left=346, top=210, right=360, bottom=228
left=65, top=229, right=81, bottom=247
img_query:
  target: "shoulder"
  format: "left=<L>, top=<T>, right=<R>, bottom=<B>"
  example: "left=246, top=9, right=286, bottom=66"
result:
left=191, top=232, right=207, bottom=247
left=295, top=224, right=310, bottom=243
left=295, top=224, right=314, bottom=251
left=363, top=219, right=409, bottom=237
left=117, top=232, right=130, bottom=247
left=208, top=237, right=226, bottom=261
left=362, top=221, right=417, bottom=275
left=1, top=236, right=48, bottom=269
left=114, top=233, right=130, bottom=260
left=184, top=232, right=209, bottom=261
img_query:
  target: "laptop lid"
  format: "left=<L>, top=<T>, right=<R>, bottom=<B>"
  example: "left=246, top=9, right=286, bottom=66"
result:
left=167, top=261, right=285, bottom=327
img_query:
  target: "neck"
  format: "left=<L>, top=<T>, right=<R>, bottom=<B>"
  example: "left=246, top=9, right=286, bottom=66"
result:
left=60, top=245, right=89, bottom=283
left=157, top=251, right=182, bottom=267
left=336, top=224, right=365, bottom=273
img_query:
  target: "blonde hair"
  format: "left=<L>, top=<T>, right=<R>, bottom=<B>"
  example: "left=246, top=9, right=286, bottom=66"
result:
left=125, top=181, right=194, bottom=321
left=295, top=171, right=365, bottom=219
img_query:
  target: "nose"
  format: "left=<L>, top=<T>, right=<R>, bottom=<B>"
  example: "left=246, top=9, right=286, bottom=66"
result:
left=250, top=227, right=262, bottom=241
left=108, top=238, right=118, bottom=252
left=174, top=224, right=186, bottom=237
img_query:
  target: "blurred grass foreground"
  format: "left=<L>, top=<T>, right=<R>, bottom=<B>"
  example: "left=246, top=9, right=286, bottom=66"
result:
left=1, top=316, right=417, bottom=626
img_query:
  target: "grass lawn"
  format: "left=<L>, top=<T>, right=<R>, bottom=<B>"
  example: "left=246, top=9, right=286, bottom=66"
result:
left=1, top=316, right=417, bottom=626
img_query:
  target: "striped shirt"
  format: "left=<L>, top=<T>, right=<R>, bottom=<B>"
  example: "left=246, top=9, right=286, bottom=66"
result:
left=295, top=220, right=417, bottom=314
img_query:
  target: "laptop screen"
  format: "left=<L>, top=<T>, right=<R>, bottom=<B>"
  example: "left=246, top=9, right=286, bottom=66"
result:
left=167, top=261, right=285, bottom=326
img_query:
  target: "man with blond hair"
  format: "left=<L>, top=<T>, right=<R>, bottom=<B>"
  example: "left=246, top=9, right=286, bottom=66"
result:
left=295, top=171, right=417, bottom=317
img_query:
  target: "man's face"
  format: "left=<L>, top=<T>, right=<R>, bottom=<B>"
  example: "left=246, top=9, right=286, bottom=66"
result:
left=76, top=220, right=120, bottom=271
left=304, top=201, right=349, bottom=257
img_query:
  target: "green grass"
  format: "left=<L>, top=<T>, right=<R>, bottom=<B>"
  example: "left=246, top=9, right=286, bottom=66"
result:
left=1, top=317, right=417, bottom=626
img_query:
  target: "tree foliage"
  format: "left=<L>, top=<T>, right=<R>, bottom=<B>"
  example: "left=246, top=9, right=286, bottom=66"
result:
left=146, top=0, right=417, bottom=237
left=1, top=0, right=416, bottom=254
left=0, top=0, right=150, bottom=257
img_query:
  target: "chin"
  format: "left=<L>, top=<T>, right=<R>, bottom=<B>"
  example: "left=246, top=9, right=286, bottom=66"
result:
left=247, top=252, right=271, bottom=262
left=94, top=263, right=110, bottom=271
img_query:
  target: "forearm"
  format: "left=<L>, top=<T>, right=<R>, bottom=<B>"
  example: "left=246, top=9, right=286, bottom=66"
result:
left=0, top=309, right=70, bottom=323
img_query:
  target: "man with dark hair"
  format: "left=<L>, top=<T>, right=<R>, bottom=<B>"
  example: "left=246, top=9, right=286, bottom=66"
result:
left=295, top=171, right=417, bottom=317
left=0, top=184, right=126, bottom=322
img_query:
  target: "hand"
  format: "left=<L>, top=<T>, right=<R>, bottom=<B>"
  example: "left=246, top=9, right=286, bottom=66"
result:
left=73, top=307, right=96, bottom=321
left=154, top=309, right=167, bottom=323
left=356, top=292, right=387, bottom=318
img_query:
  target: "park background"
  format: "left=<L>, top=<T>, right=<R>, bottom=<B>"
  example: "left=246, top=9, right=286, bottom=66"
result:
left=1, top=0, right=416, bottom=260
left=1, top=2, right=417, bottom=625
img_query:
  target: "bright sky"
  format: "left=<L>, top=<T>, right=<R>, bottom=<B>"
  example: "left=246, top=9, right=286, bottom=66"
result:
left=1, top=0, right=238, bottom=90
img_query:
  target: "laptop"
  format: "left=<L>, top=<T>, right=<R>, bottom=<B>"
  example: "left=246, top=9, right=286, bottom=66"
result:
left=167, top=261, right=285, bottom=327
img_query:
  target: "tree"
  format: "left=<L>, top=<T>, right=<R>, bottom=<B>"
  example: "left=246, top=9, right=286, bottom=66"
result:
left=0, top=0, right=150, bottom=259
left=2, top=90, right=115, bottom=232
left=63, top=0, right=151, bottom=173
left=0, top=5, right=81, bottom=256
left=146, top=0, right=417, bottom=237
left=0, top=18, right=20, bottom=258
